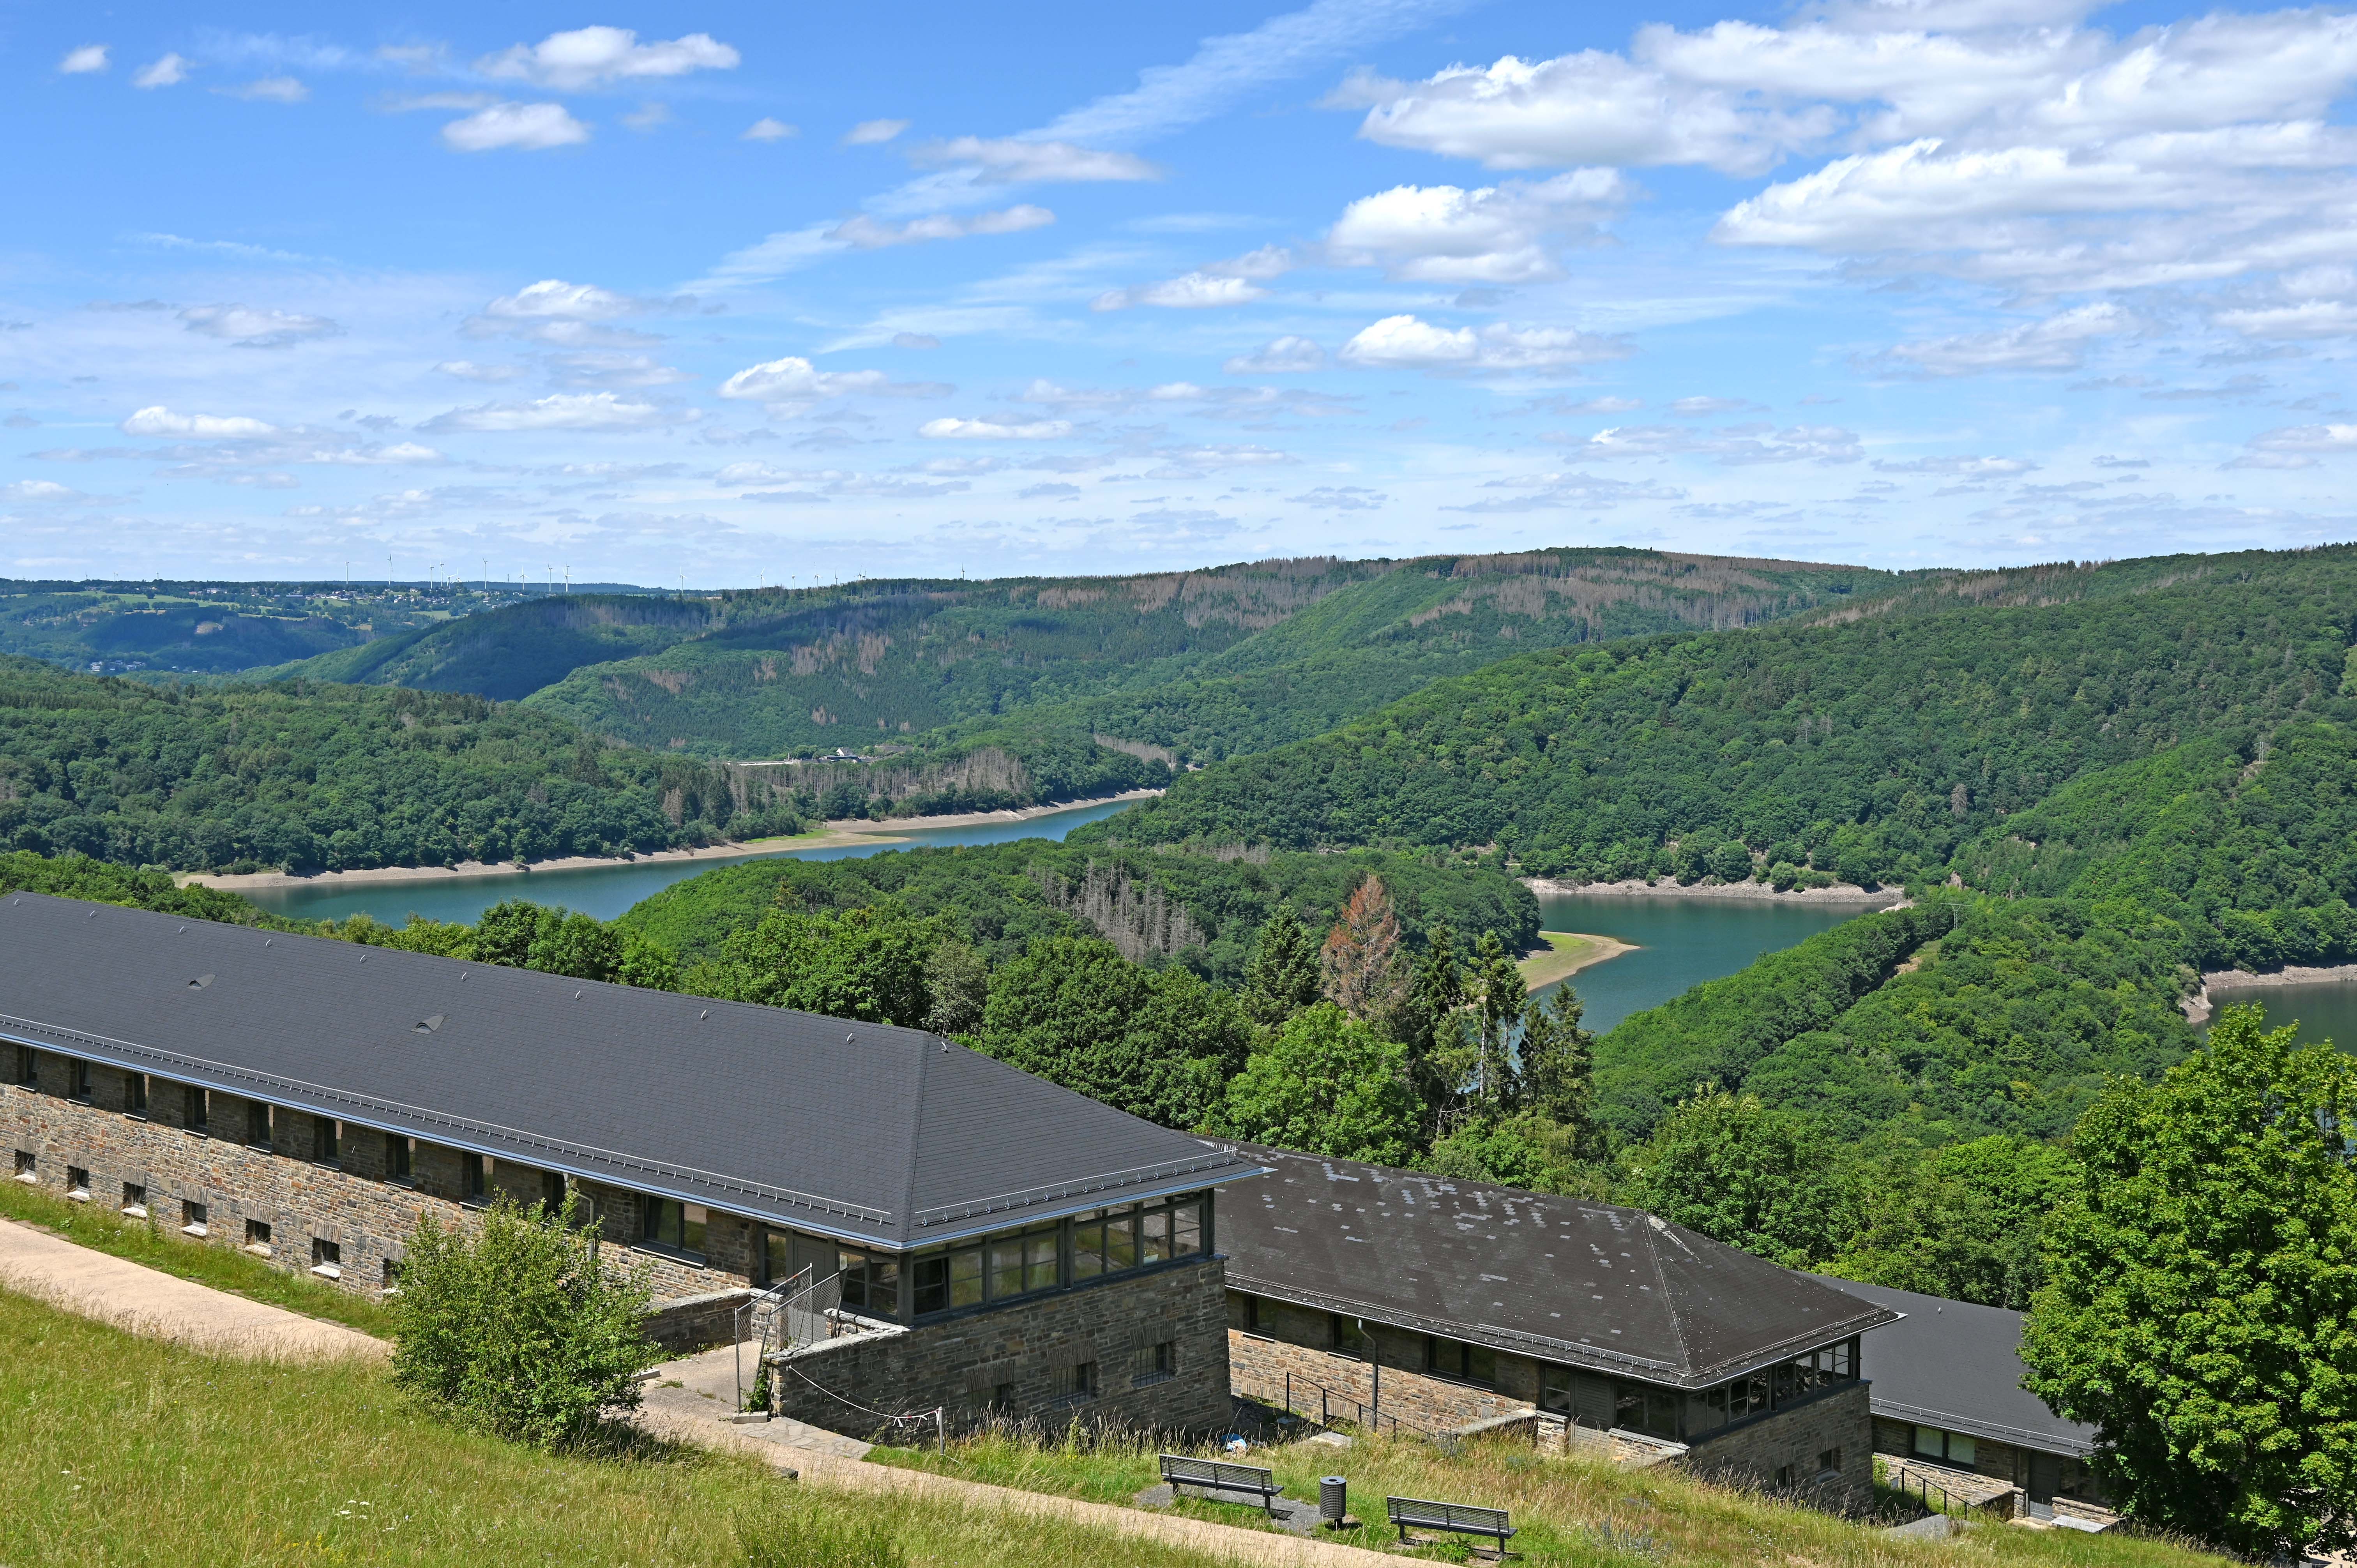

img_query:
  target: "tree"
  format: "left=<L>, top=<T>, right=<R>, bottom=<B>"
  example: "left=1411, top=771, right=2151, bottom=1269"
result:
left=528, top=911, right=624, bottom=981
left=975, top=936, right=1247, bottom=1128
left=2021, top=1005, right=2357, bottom=1556
left=1322, top=876, right=1405, bottom=1020
left=1241, top=903, right=1324, bottom=1027
left=388, top=1195, right=660, bottom=1449
left=699, top=904, right=940, bottom=1026
left=1518, top=985, right=1603, bottom=1161
left=472, top=898, right=557, bottom=968
left=1211, top=1003, right=1421, bottom=1165
left=1618, top=1088, right=1853, bottom=1268
left=922, top=938, right=988, bottom=1035
left=1467, top=932, right=1526, bottom=1117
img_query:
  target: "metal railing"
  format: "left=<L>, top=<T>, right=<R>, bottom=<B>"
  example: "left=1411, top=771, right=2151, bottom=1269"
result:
left=1233, top=1368, right=1438, bottom=1443
left=1886, top=1462, right=1996, bottom=1521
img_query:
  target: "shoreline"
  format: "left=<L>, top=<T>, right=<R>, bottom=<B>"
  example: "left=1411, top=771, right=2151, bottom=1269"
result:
left=2182, top=962, right=2357, bottom=1025
left=177, top=789, right=1162, bottom=893
left=1523, top=876, right=1903, bottom=904
left=1520, top=931, right=1638, bottom=992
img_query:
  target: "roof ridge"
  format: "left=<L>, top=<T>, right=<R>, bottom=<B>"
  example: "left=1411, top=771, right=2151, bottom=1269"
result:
left=896, top=1027, right=935, bottom=1249
left=1635, top=1215, right=1695, bottom=1377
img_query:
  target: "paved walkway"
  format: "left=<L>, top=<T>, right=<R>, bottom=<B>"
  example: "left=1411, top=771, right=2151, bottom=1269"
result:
left=0, top=1220, right=1398, bottom=1568
left=0, top=1217, right=385, bottom=1361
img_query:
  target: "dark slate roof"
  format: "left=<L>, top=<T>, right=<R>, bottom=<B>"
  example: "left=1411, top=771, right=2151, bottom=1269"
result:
left=1214, top=1142, right=1898, bottom=1391
left=0, top=894, right=1257, bottom=1250
left=1812, top=1275, right=2096, bottom=1458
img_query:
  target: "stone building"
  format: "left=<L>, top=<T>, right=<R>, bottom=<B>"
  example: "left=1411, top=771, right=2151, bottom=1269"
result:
left=1817, top=1276, right=2115, bottom=1526
left=0, top=892, right=1259, bottom=1437
left=1216, top=1143, right=1898, bottom=1510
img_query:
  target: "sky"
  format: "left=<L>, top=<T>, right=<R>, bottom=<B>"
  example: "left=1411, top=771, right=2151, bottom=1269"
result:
left=6, top=0, right=2357, bottom=586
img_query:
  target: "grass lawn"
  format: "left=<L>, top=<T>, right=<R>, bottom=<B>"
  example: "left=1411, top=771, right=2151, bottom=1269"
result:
left=0, top=1288, right=1238, bottom=1568
left=871, top=1426, right=2223, bottom=1568
left=0, top=1175, right=398, bottom=1338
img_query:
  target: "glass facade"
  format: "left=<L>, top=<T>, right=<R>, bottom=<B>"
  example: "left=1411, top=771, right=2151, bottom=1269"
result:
left=1545, top=1337, right=1862, bottom=1443
left=907, top=1190, right=1209, bottom=1320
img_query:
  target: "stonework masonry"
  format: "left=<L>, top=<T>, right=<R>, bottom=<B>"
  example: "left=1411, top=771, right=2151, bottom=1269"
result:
left=772, top=1256, right=1232, bottom=1440
left=1687, top=1382, right=1875, bottom=1511
left=2, top=1059, right=753, bottom=1307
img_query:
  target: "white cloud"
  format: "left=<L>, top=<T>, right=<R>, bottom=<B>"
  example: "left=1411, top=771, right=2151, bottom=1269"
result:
left=1881, top=302, right=2133, bottom=375
left=476, top=27, right=740, bottom=90
left=548, top=351, right=694, bottom=389
left=421, top=393, right=679, bottom=433
left=918, top=417, right=1075, bottom=439
left=434, top=360, right=520, bottom=382
left=442, top=103, right=591, bottom=154
left=1669, top=396, right=1754, bottom=415
left=1337, top=314, right=1632, bottom=371
left=1325, top=170, right=1625, bottom=282
left=910, top=137, right=1161, bottom=184
left=1224, top=335, right=1328, bottom=373
left=1872, top=454, right=2039, bottom=475
left=133, top=53, right=189, bottom=88
left=120, top=406, right=279, bottom=438
left=462, top=279, right=657, bottom=346
left=744, top=118, right=798, bottom=143
left=60, top=45, right=110, bottom=75
left=717, top=357, right=950, bottom=402
left=3, top=480, right=87, bottom=501
left=2214, top=302, right=2357, bottom=339
left=2232, top=423, right=2357, bottom=468
left=227, top=77, right=308, bottom=104
left=1578, top=422, right=1864, bottom=464
left=845, top=119, right=910, bottom=145
left=622, top=103, right=671, bottom=133
left=828, top=206, right=1055, bottom=248
left=179, top=304, right=339, bottom=348
left=1095, top=273, right=1270, bottom=310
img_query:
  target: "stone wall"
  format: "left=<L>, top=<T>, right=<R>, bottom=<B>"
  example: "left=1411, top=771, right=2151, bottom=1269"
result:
left=1684, top=1381, right=1875, bottom=1511
left=1, top=1062, right=751, bottom=1307
left=646, top=1289, right=754, bottom=1354
left=1226, top=1324, right=1534, bottom=1435
left=772, top=1257, right=1231, bottom=1441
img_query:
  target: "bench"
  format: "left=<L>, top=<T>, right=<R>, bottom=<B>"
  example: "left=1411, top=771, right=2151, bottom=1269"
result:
left=1388, top=1496, right=1517, bottom=1555
left=1159, top=1454, right=1283, bottom=1515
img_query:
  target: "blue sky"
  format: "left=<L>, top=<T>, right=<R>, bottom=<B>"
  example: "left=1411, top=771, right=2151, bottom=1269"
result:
left=6, top=0, right=2357, bottom=585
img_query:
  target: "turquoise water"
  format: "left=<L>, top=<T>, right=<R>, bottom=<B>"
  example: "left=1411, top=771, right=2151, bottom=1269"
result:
left=240, top=797, right=1137, bottom=927
left=1530, top=890, right=1892, bottom=1034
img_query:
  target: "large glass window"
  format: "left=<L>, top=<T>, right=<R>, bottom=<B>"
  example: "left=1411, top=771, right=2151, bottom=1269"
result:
left=1171, top=1199, right=1203, bottom=1256
left=1541, top=1365, right=1573, bottom=1416
left=1426, top=1337, right=1496, bottom=1386
left=642, top=1198, right=707, bottom=1254
left=985, top=1224, right=1060, bottom=1300
left=838, top=1248, right=902, bottom=1319
left=1141, top=1207, right=1170, bottom=1265
left=913, top=1245, right=984, bottom=1313
left=1615, top=1384, right=1680, bottom=1439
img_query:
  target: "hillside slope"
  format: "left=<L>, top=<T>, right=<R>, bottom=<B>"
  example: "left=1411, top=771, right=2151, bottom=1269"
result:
left=1088, top=547, right=2357, bottom=889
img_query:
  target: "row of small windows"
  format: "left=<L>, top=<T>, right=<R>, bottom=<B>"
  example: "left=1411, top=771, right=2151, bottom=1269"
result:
left=907, top=1195, right=1207, bottom=1318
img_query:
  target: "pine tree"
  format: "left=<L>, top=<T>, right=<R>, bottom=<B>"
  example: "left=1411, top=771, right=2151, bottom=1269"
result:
left=1241, top=903, right=1324, bottom=1026
left=1469, top=931, right=1527, bottom=1116
left=1518, top=985, right=1602, bottom=1160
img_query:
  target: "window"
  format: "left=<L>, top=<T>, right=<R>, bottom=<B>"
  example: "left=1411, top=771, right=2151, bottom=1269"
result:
left=1134, top=1340, right=1175, bottom=1384
left=11, top=1150, right=32, bottom=1183
left=1103, top=1207, right=1138, bottom=1270
left=183, top=1084, right=208, bottom=1132
left=182, top=1199, right=207, bottom=1237
left=128, top=1074, right=148, bottom=1116
left=69, top=1059, right=91, bottom=1102
left=244, top=1218, right=272, bottom=1252
left=913, top=1245, right=984, bottom=1314
left=1774, top=1465, right=1795, bottom=1489
left=1615, top=1384, right=1680, bottom=1439
left=1069, top=1361, right=1098, bottom=1398
left=66, top=1166, right=89, bottom=1201
left=314, top=1116, right=339, bottom=1166
left=1724, top=1370, right=1771, bottom=1420
left=985, top=1224, right=1058, bottom=1300
left=11, top=1045, right=32, bottom=1087
left=1914, top=1427, right=1975, bottom=1466
left=311, top=1238, right=342, bottom=1279
left=1426, top=1337, right=1497, bottom=1386
left=641, top=1197, right=707, bottom=1255
left=1072, top=1210, right=1110, bottom=1279
left=466, top=1154, right=488, bottom=1202
left=386, top=1133, right=412, bottom=1183
left=838, top=1250, right=901, bottom=1319
left=1818, top=1447, right=1843, bottom=1476
left=1541, top=1365, right=1573, bottom=1416
left=1141, top=1206, right=1170, bottom=1265
left=541, top=1171, right=565, bottom=1213
left=382, top=1257, right=402, bottom=1293
left=1329, top=1313, right=1368, bottom=1358
left=247, top=1101, right=272, bottom=1148
left=1241, top=1294, right=1262, bottom=1334
left=1170, top=1199, right=1204, bottom=1256
left=1685, top=1386, right=1730, bottom=1436
left=121, top=1183, right=146, bottom=1217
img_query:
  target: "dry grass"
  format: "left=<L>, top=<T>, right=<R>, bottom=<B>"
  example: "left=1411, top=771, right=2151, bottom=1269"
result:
left=871, top=1423, right=2227, bottom=1568
left=0, top=1289, right=1240, bottom=1568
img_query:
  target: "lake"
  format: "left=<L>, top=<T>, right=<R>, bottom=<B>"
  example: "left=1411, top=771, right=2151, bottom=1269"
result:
left=1532, top=890, right=1894, bottom=1035
left=240, top=797, right=1139, bottom=926
left=2203, top=979, right=2357, bottom=1052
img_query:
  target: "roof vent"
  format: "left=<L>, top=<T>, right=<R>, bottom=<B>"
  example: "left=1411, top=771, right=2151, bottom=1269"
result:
left=699, top=1009, right=709, bottom=1020
left=359, top=955, right=368, bottom=963
left=846, top=1033, right=855, bottom=1043
left=188, top=974, right=214, bottom=989
left=574, top=989, right=584, bottom=1001
left=263, top=938, right=272, bottom=947
left=414, top=1015, right=445, bottom=1033
left=88, top=909, right=97, bottom=919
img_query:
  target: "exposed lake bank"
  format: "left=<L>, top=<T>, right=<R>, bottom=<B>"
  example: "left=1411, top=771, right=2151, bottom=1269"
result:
left=1523, top=876, right=1902, bottom=904
left=1519, top=931, right=1638, bottom=991
left=178, top=789, right=1165, bottom=895
left=2183, top=962, right=2357, bottom=1025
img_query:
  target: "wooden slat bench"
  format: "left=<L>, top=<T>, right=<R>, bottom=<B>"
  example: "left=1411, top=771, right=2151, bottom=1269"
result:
left=1159, top=1453, right=1283, bottom=1515
left=1388, top=1495, right=1517, bottom=1555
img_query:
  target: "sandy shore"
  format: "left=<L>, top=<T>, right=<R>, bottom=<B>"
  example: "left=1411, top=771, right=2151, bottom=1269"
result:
left=177, top=789, right=1162, bottom=893
left=1524, top=876, right=1903, bottom=904
left=1519, top=931, right=1637, bottom=991
left=2182, top=962, right=2357, bottom=1024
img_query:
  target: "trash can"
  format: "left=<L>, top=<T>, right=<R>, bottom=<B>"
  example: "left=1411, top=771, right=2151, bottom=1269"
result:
left=1320, top=1476, right=1348, bottom=1525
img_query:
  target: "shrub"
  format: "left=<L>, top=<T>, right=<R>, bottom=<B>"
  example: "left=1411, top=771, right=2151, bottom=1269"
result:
left=388, top=1194, right=661, bottom=1448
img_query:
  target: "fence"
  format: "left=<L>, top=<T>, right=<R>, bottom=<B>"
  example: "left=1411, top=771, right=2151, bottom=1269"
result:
left=1233, top=1367, right=1438, bottom=1444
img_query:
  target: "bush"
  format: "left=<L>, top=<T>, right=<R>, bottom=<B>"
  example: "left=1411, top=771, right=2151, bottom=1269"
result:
left=389, top=1195, right=661, bottom=1448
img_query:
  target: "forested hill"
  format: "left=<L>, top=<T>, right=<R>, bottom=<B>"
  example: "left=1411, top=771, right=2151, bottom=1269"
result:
left=0, top=657, right=799, bottom=872
left=1088, top=546, right=2357, bottom=888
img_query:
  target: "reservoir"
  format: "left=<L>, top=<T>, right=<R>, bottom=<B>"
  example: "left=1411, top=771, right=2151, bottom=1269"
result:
left=241, top=797, right=1138, bottom=926
left=2203, top=979, right=2357, bottom=1052
left=1532, top=889, right=1894, bottom=1035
